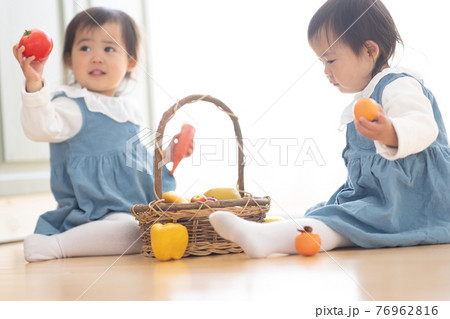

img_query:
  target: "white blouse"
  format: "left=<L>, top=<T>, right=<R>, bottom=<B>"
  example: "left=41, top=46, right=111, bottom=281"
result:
left=339, top=67, right=438, bottom=160
left=21, top=80, right=144, bottom=143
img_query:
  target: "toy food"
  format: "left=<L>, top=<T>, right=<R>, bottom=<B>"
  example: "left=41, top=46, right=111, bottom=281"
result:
left=203, top=187, right=241, bottom=200
left=190, top=194, right=207, bottom=202
left=170, top=124, right=195, bottom=175
left=264, top=216, right=284, bottom=223
left=162, top=191, right=189, bottom=203
left=151, top=223, right=189, bottom=261
left=353, top=97, right=381, bottom=121
left=18, top=29, right=53, bottom=61
left=294, top=226, right=321, bottom=256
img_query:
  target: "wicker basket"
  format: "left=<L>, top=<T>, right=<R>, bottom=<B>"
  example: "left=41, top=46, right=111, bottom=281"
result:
left=131, top=94, right=271, bottom=257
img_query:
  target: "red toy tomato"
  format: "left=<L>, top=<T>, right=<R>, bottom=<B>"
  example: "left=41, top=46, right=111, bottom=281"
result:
left=295, top=226, right=321, bottom=256
left=190, top=194, right=207, bottom=203
left=18, top=29, right=53, bottom=61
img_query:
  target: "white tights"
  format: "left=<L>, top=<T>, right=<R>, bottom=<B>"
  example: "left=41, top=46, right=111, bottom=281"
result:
left=209, top=211, right=355, bottom=258
left=24, top=213, right=142, bottom=262
left=24, top=211, right=354, bottom=262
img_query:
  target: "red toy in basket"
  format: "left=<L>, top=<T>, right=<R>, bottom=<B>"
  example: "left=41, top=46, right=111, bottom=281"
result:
left=170, top=124, right=195, bottom=175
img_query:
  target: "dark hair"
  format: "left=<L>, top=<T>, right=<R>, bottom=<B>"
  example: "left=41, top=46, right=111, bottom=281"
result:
left=308, top=0, right=403, bottom=77
left=63, top=7, right=141, bottom=81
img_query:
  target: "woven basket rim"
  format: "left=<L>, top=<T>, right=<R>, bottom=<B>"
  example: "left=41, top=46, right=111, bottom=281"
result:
left=153, top=94, right=246, bottom=200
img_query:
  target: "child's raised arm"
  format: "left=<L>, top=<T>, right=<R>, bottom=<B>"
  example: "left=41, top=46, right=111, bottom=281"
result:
left=12, top=44, right=47, bottom=93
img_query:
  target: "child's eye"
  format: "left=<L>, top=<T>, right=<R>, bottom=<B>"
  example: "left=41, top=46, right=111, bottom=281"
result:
left=327, top=59, right=336, bottom=64
left=80, top=46, right=90, bottom=52
left=104, top=47, right=115, bottom=53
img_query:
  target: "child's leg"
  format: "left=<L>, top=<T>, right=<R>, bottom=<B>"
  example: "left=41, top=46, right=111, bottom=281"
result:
left=24, top=213, right=142, bottom=262
left=209, top=211, right=354, bottom=258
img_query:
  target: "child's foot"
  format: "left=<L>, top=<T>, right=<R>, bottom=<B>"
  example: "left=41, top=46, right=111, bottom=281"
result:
left=24, top=234, right=63, bottom=262
left=209, top=211, right=295, bottom=258
left=210, top=211, right=356, bottom=258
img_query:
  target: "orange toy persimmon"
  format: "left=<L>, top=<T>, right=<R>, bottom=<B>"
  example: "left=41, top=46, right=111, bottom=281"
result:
left=295, top=226, right=321, bottom=256
left=353, top=97, right=382, bottom=121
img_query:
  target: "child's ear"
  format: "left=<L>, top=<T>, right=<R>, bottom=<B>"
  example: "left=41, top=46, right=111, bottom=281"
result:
left=127, top=58, right=137, bottom=72
left=364, top=40, right=380, bottom=60
left=65, top=54, right=73, bottom=69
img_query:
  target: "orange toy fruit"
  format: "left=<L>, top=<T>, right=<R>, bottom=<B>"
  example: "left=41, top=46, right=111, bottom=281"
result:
left=353, top=97, right=381, bottom=121
left=295, top=226, right=321, bottom=256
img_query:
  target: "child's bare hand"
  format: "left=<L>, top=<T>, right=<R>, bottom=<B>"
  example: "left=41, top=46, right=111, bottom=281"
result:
left=12, top=44, right=46, bottom=92
left=354, top=110, right=399, bottom=147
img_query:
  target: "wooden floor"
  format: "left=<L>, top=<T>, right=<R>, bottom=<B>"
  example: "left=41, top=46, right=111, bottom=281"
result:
left=1, top=241, right=450, bottom=301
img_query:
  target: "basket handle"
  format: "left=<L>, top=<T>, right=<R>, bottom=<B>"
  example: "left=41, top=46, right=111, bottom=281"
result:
left=154, top=94, right=245, bottom=200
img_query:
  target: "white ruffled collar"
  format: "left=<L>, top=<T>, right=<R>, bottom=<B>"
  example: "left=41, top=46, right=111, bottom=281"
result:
left=338, top=67, right=423, bottom=129
left=59, top=84, right=144, bottom=125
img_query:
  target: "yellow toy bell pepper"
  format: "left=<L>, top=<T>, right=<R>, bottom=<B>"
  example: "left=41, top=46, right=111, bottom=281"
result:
left=151, top=223, right=189, bottom=261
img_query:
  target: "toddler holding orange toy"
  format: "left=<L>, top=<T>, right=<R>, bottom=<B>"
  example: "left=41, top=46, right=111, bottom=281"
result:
left=210, top=0, right=450, bottom=257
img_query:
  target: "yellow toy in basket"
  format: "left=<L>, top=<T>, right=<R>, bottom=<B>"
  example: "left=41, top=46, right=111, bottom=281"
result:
left=162, top=191, right=189, bottom=203
left=203, top=187, right=241, bottom=200
left=151, top=223, right=189, bottom=261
